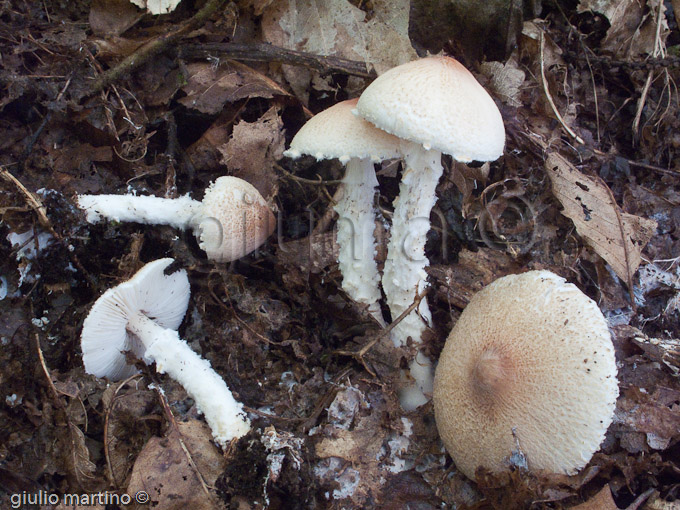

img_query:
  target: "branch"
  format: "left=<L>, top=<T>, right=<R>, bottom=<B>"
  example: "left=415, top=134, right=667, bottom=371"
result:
left=179, top=42, right=376, bottom=78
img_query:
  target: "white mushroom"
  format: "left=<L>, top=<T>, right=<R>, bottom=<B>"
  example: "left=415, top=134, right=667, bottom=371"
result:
left=285, top=99, right=401, bottom=326
left=77, top=176, right=275, bottom=262
left=356, top=56, right=505, bottom=410
left=433, top=270, right=619, bottom=479
left=81, top=258, right=251, bottom=445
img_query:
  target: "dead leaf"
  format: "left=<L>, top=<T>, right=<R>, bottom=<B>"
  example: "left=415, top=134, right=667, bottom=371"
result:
left=428, top=248, right=523, bottom=309
left=126, top=420, right=226, bottom=510
left=579, top=0, right=669, bottom=58
left=89, top=0, right=143, bottom=37
left=261, top=0, right=416, bottom=102
left=479, top=57, right=526, bottom=108
left=218, top=106, right=284, bottom=200
left=63, top=422, right=98, bottom=491
left=179, top=61, right=289, bottom=115
left=569, top=485, right=618, bottom=509
left=545, top=152, right=657, bottom=283
left=278, top=232, right=339, bottom=274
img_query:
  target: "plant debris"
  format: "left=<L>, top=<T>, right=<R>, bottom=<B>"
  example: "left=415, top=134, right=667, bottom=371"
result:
left=1, top=0, right=679, bottom=508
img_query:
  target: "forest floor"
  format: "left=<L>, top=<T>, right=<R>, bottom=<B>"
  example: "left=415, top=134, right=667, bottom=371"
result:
left=0, top=0, right=679, bottom=509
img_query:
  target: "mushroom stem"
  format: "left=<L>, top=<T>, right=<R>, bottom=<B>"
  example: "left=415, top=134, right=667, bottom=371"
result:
left=126, top=312, right=251, bottom=444
left=334, top=158, right=385, bottom=326
left=77, top=194, right=201, bottom=229
left=383, top=143, right=441, bottom=409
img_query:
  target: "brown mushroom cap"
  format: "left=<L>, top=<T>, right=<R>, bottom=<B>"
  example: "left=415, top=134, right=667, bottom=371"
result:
left=433, top=270, right=619, bottom=479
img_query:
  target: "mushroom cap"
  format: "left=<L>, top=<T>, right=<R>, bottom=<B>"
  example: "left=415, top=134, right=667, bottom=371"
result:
left=284, top=98, right=402, bottom=164
left=433, top=270, right=618, bottom=479
left=81, top=258, right=190, bottom=381
left=196, top=176, right=276, bottom=262
left=356, top=56, right=505, bottom=163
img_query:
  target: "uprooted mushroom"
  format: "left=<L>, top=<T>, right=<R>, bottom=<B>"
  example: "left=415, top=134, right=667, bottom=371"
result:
left=77, top=176, right=275, bottom=262
left=81, top=258, right=251, bottom=446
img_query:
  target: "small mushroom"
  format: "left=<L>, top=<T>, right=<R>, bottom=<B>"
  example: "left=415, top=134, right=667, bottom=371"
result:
left=81, top=258, right=251, bottom=445
left=433, top=270, right=619, bottom=479
left=77, top=176, right=275, bottom=262
left=355, top=56, right=505, bottom=409
left=285, top=98, right=401, bottom=326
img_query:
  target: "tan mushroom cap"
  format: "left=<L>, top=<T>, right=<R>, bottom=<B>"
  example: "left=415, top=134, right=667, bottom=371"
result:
left=197, top=176, right=275, bottom=262
left=356, top=56, right=505, bottom=163
left=433, top=270, right=619, bottom=479
left=284, top=98, right=402, bottom=163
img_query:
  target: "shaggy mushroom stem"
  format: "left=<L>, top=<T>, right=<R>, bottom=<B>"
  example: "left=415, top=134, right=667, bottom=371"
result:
left=126, top=312, right=251, bottom=444
left=334, top=157, right=385, bottom=326
left=383, top=142, right=441, bottom=409
left=77, top=194, right=202, bottom=229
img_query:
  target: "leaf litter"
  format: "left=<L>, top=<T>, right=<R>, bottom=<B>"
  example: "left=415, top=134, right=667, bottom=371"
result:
left=0, top=0, right=679, bottom=509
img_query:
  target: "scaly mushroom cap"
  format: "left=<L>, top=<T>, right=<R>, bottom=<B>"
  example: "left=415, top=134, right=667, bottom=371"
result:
left=284, top=98, right=402, bottom=163
left=196, top=176, right=276, bottom=262
left=81, top=258, right=190, bottom=380
left=356, top=56, right=505, bottom=163
left=433, top=270, right=619, bottom=479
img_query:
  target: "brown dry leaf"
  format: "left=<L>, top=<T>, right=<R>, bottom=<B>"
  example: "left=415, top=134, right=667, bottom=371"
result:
left=569, top=484, right=618, bottom=510
left=126, top=420, right=226, bottom=510
left=278, top=232, right=339, bottom=274
left=179, top=61, right=289, bottom=115
left=261, top=0, right=416, bottom=101
left=428, top=248, right=523, bottom=309
left=479, top=57, right=526, bottom=107
left=578, top=0, right=669, bottom=58
left=218, top=106, right=284, bottom=200
left=545, top=152, right=657, bottom=283
left=89, top=0, right=142, bottom=37
left=62, top=422, right=98, bottom=491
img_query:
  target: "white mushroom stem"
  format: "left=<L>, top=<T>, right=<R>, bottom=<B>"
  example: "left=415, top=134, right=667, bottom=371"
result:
left=77, top=194, right=202, bottom=229
left=334, top=158, right=385, bottom=327
left=126, top=312, right=251, bottom=444
left=383, top=142, right=441, bottom=410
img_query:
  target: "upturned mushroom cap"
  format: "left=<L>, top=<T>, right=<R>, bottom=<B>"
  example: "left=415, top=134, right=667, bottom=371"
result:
left=433, top=270, right=619, bottom=479
left=356, top=56, right=505, bottom=163
left=196, top=176, right=276, bottom=262
left=284, top=98, right=402, bottom=164
left=81, top=258, right=190, bottom=380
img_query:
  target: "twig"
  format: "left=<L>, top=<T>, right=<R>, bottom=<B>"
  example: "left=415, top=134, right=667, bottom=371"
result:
left=154, top=387, right=217, bottom=497
left=90, top=0, right=229, bottom=93
left=1, top=165, right=96, bottom=288
left=335, top=288, right=428, bottom=374
left=180, top=42, right=375, bottom=78
left=632, top=0, right=666, bottom=142
left=600, top=175, right=636, bottom=309
left=276, top=163, right=342, bottom=185
left=539, top=32, right=584, bottom=144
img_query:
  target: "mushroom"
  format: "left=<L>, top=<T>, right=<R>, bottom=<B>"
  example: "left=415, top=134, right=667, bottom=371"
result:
left=284, top=99, right=401, bottom=326
left=81, top=258, right=251, bottom=445
left=355, top=56, right=505, bottom=409
left=433, top=270, right=619, bottom=479
left=77, top=176, right=275, bottom=262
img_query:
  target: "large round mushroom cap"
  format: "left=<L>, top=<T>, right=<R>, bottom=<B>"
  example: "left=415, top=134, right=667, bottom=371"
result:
left=356, top=56, right=505, bottom=163
left=433, top=270, right=619, bottom=479
left=81, top=258, right=190, bottom=380
left=196, top=176, right=275, bottom=262
left=284, top=98, right=402, bottom=163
